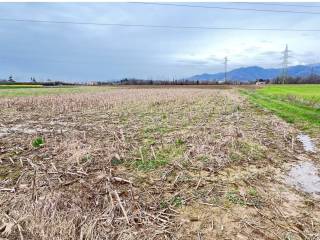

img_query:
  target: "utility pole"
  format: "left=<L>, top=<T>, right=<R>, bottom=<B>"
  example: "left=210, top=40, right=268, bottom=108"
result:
left=224, top=56, right=228, bottom=82
left=282, top=44, right=289, bottom=84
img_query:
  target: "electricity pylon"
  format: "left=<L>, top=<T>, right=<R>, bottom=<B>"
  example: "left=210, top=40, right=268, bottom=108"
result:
left=224, top=56, right=228, bottom=82
left=282, top=44, right=289, bottom=84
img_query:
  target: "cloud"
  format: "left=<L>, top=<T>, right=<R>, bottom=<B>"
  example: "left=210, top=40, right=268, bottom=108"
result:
left=0, top=3, right=320, bottom=81
left=176, top=59, right=211, bottom=65
left=259, top=51, right=280, bottom=57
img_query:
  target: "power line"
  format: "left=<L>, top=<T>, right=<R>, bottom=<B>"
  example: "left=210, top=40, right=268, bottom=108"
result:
left=0, top=18, right=320, bottom=32
left=237, top=2, right=320, bottom=9
left=131, top=2, right=320, bottom=15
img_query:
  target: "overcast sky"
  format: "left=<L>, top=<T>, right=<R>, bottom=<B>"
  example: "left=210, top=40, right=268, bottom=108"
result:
left=1, top=2, right=320, bottom=82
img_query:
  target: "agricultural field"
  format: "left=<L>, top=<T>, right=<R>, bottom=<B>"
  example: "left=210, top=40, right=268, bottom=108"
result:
left=0, top=85, right=113, bottom=97
left=0, top=86, right=319, bottom=239
left=0, top=85, right=43, bottom=89
left=243, top=84, right=320, bottom=133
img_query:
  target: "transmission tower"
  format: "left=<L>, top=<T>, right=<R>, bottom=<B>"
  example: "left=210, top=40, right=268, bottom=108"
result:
left=311, top=66, right=315, bottom=81
left=224, top=56, right=228, bottom=82
left=282, top=44, right=289, bottom=84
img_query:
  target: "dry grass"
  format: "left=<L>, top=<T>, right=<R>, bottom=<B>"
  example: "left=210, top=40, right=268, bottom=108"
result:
left=0, top=87, right=319, bottom=239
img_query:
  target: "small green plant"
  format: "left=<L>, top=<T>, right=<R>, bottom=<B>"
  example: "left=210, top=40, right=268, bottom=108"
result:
left=247, top=187, right=258, bottom=197
left=171, top=196, right=183, bottom=207
left=225, top=190, right=245, bottom=206
left=111, top=158, right=123, bottom=166
left=210, top=196, right=222, bottom=206
left=159, top=201, right=168, bottom=209
left=229, top=152, right=241, bottom=162
left=162, top=113, right=168, bottom=119
left=196, top=155, right=210, bottom=162
left=134, top=157, right=168, bottom=171
left=143, top=137, right=156, bottom=145
left=175, top=138, right=185, bottom=146
left=80, top=154, right=92, bottom=164
left=32, top=137, right=45, bottom=148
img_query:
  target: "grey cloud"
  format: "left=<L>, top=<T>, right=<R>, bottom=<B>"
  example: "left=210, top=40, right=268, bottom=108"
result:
left=0, top=3, right=320, bottom=81
left=259, top=51, right=280, bottom=57
left=177, top=59, right=211, bottom=65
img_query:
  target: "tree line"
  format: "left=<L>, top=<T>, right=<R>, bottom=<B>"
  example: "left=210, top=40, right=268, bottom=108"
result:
left=2, top=74, right=320, bottom=86
left=272, top=74, right=320, bottom=84
left=115, top=78, right=248, bottom=85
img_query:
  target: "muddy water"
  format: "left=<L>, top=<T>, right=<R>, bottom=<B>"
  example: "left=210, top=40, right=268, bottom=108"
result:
left=297, top=134, right=316, bottom=153
left=284, top=134, right=320, bottom=197
left=0, top=123, right=69, bottom=138
left=286, top=161, right=320, bottom=198
left=0, top=124, right=51, bottom=137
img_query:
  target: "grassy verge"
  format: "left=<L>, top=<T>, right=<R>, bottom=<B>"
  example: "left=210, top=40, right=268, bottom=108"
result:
left=242, top=84, right=320, bottom=133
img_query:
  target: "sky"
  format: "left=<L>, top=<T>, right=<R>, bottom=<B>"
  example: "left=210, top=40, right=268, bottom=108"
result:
left=1, top=2, right=320, bottom=82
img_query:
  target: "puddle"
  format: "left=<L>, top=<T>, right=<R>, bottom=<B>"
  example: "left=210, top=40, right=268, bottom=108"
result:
left=0, top=124, right=51, bottom=137
left=297, top=134, right=316, bottom=153
left=286, top=161, right=320, bottom=198
left=0, top=123, right=69, bottom=138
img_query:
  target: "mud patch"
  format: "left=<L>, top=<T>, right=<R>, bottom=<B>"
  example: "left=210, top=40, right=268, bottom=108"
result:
left=177, top=203, right=255, bottom=239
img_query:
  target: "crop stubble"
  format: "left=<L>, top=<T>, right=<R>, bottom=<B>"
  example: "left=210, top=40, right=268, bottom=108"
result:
left=0, top=87, right=319, bottom=239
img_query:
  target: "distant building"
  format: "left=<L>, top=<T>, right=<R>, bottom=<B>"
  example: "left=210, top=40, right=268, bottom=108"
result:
left=255, top=79, right=269, bottom=86
left=256, top=81, right=265, bottom=86
left=87, top=81, right=98, bottom=86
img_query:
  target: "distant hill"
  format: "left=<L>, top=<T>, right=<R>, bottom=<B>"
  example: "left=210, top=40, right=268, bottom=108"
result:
left=188, top=64, right=320, bottom=82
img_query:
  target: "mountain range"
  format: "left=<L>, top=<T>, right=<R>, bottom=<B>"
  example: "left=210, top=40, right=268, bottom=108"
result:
left=188, top=64, right=320, bottom=82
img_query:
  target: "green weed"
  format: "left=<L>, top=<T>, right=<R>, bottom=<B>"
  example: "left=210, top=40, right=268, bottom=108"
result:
left=229, top=140, right=266, bottom=162
left=32, top=137, right=45, bottom=148
left=247, top=187, right=258, bottom=197
left=171, top=196, right=184, bottom=207
left=159, top=201, right=168, bottom=209
left=175, top=138, right=185, bottom=146
left=225, top=190, right=245, bottom=206
left=80, top=154, right=92, bottom=164
left=134, top=143, right=186, bottom=171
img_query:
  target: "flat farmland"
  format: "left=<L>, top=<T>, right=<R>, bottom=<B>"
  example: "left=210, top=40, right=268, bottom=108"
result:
left=244, top=84, right=320, bottom=133
left=0, top=86, right=114, bottom=97
left=0, top=86, right=319, bottom=239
